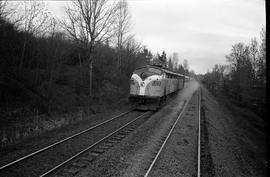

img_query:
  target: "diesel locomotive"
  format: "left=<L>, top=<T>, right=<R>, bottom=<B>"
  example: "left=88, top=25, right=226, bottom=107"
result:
left=129, top=65, right=186, bottom=110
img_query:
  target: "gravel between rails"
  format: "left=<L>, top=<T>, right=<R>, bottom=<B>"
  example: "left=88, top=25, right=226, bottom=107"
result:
left=147, top=89, right=200, bottom=177
left=0, top=110, right=142, bottom=177
left=200, top=100, right=215, bottom=177
left=52, top=111, right=152, bottom=177
left=76, top=81, right=199, bottom=177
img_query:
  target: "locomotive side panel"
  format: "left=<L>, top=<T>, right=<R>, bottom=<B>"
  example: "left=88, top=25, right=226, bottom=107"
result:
left=178, top=78, right=184, bottom=89
left=167, top=79, right=173, bottom=94
left=172, top=79, right=178, bottom=92
left=165, top=78, right=179, bottom=95
left=145, top=80, right=163, bottom=97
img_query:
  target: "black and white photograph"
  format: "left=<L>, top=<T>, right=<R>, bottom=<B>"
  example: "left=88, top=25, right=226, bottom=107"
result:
left=0, top=0, right=266, bottom=176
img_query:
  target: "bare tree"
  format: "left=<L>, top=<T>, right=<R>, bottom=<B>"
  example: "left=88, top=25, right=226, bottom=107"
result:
left=114, top=0, right=131, bottom=68
left=249, top=38, right=259, bottom=78
left=212, top=64, right=226, bottom=82
left=257, top=27, right=266, bottom=83
left=19, top=1, right=50, bottom=35
left=226, top=43, right=251, bottom=72
left=167, top=57, right=173, bottom=71
left=47, top=17, right=58, bottom=37
left=177, top=64, right=185, bottom=75
left=0, top=0, right=22, bottom=23
left=259, top=27, right=266, bottom=61
left=172, top=52, right=179, bottom=72
left=17, top=0, right=50, bottom=72
left=183, top=59, right=189, bottom=75
left=0, top=0, right=7, bottom=18
left=189, top=69, right=195, bottom=78
left=61, top=0, right=118, bottom=97
left=125, top=35, right=142, bottom=62
left=226, top=43, right=254, bottom=101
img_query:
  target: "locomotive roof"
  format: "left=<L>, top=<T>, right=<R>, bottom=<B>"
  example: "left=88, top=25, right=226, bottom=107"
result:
left=134, top=65, right=185, bottom=77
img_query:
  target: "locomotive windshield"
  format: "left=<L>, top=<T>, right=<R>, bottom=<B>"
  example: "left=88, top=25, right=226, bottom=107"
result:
left=134, top=67, right=162, bottom=80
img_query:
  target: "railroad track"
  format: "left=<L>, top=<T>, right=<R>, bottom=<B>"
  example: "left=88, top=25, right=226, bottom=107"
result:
left=197, top=88, right=201, bottom=177
left=142, top=89, right=202, bottom=177
left=0, top=109, right=151, bottom=177
left=41, top=93, right=178, bottom=177
left=43, top=111, right=151, bottom=177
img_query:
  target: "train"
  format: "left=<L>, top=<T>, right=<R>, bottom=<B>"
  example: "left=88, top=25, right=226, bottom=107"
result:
left=129, top=65, right=187, bottom=110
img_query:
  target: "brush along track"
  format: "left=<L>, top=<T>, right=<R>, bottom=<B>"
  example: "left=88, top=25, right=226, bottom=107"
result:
left=0, top=109, right=148, bottom=177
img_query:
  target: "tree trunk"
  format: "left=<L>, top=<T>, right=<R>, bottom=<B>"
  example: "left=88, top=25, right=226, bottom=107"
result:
left=89, top=60, right=93, bottom=97
left=79, top=53, right=82, bottom=96
left=117, top=50, right=122, bottom=71
left=19, top=35, right=27, bottom=73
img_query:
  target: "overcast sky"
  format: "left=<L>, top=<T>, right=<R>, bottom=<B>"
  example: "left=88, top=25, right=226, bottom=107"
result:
left=47, top=0, right=265, bottom=74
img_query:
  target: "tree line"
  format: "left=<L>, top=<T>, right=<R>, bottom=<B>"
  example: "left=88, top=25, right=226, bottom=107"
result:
left=202, top=27, right=266, bottom=117
left=0, top=0, right=192, bottom=118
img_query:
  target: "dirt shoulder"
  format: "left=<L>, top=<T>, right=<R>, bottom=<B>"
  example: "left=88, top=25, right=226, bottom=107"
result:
left=201, top=85, right=267, bottom=177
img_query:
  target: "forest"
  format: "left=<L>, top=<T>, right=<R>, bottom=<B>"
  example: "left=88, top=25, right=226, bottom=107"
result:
left=0, top=0, right=193, bottom=144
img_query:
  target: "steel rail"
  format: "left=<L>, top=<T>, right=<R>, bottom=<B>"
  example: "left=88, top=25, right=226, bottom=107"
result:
left=40, top=111, right=149, bottom=177
left=144, top=98, right=190, bottom=177
left=0, top=109, right=134, bottom=171
left=197, top=89, right=201, bottom=177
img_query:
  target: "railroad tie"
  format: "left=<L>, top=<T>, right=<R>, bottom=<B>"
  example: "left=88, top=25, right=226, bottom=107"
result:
left=84, top=155, right=97, bottom=162
left=107, top=139, right=119, bottom=143
left=92, top=148, right=105, bottom=154
left=116, top=134, right=126, bottom=138
left=54, top=174, right=66, bottom=177
left=124, top=129, right=134, bottom=134
left=119, top=132, right=128, bottom=135
left=72, top=162, right=87, bottom=168
left=126, top=126, right=135, bottom=132
left=90, top=152, right=100, bottom=157
left=81, top=156, right=94, bottom=162
left=113, top=136, right=123, bottom=141
left=98, top=144, right=111, bottom=149
left=63, top=167, right=80, bottom=176
left=103, top=142, right=113, bottom=147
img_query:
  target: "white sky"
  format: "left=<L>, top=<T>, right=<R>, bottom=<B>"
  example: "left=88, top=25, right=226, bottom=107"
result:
left=46, top=0, right=265, bottom=74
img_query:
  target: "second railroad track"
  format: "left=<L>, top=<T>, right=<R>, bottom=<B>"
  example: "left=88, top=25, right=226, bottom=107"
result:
left=0, top=109, right=151, bottom=177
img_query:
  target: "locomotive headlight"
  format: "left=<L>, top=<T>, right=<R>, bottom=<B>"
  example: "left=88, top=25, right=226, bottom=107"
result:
left=152, top=81, right=161, bottom=86
left=141, top=82, right=145, bottom=87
